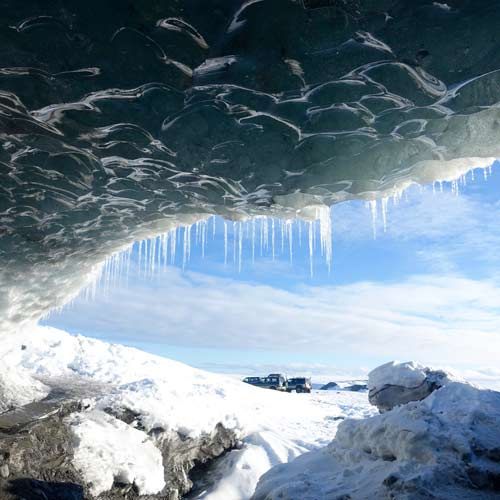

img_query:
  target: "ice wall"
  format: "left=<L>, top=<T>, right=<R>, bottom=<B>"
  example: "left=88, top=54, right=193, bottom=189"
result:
left=2, top=0, right=500, bottom=333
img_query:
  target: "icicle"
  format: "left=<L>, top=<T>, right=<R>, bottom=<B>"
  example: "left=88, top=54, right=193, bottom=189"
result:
left=271, top=218, right=275, bottom=260
left=368, top=200, right=377, bottom=239
left=318, top=206, right=332, bottom=271
left=252, top=218, right=256, bottom=263
left=232, top=221, right=237, bottom=264
left=308, top=220, right=314, bottom=277
left=263, top=217, right=269, bottom=251
left=162, top=233, right=168, bottom=267
left=259, top=217, right=263, bottom=256
left=201, top=220, right=206, bottom=258
left=182, top=226, right=188, bottom=270
left=288, top=221, right=293, bottom=264
left=151, top=236, right=157, bottom=275
left=224, top=221, right=228, bottom=265
left=170, top=228, right=177, bottom=265
left=238, top=221, right=243, bottom=273
left=381, top=197, right=388, bottom=233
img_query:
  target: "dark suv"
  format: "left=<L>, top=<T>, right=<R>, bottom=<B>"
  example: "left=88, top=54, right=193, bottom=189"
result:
left=287, top=377, right=312, bottom=393
left=243, top=374, right=288, bottom=391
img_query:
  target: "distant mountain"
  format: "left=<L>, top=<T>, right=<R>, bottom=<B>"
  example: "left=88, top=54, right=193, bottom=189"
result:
left=320, top=381, right=368, bottom=392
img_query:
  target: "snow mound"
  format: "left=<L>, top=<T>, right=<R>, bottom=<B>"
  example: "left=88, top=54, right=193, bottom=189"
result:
left=253, top=371, right=500, bottom=500
left=368, top=361, right=455, bottom=412
left=0, top=364, right=49, bottom=413
left=67, top=410, right=166, bottom=496
left=368, top=361, right=454, bottom=390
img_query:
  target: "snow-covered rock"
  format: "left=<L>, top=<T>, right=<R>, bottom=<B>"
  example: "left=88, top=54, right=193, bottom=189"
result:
left=368, top=361, right=454, bottom=412
left=0, top=364, right=49, bottom=413
left=253, top=364, right=500, bottom=500
left=67, top=410, right=166, bottom=497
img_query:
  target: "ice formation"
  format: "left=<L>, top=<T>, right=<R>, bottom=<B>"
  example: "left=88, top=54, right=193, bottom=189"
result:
left=2, top=0, right=500, bottom=335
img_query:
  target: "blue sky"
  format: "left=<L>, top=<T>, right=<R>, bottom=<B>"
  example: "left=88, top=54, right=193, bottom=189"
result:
left=44, top=162, right=500, bottom=384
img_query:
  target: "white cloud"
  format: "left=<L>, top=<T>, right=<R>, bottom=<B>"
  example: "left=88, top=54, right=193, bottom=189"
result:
left=333, top=184, right=500, bottom=274
left=46, top=266, right=500, bottom=372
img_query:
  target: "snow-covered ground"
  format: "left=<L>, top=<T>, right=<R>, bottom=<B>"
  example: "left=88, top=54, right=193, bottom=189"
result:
left=254, top=362, right=500, bottom=500
left=4, top=326, right=499, bottom=500
left=0, top=325, right=374, bottom=498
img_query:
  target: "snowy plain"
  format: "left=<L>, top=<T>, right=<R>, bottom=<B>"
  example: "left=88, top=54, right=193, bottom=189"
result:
left=0, top=324, right=375, bottom=498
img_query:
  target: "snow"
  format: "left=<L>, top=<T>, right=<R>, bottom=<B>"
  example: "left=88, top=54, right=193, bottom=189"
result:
left=0, top=363, right=49, bottom=413
left=254, top=372, right=500, bottom=500
left=4, top=326, right=498, bottom=500
left=193, top=390, right=374, bottom=500
left=368, top=361, right=429, bottom=389
left=67, top=410, right=165, bottom=496
left=0, top=324, right=374, bottom=498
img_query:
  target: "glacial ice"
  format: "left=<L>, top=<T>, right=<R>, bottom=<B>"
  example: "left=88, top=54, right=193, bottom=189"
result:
left=2, top=0, right=500, bottom=334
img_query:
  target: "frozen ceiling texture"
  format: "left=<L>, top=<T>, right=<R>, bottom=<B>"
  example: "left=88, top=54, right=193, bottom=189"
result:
left=2, top=0, right=500, bottom=332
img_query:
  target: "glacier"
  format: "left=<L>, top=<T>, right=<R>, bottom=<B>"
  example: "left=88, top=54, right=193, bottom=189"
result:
left=2, top=0, right=500, bottom=333
left=1, top=1, right=500, bottom=498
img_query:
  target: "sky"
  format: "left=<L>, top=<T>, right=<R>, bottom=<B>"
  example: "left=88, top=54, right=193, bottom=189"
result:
left=44, top=161, right=500, bottom=386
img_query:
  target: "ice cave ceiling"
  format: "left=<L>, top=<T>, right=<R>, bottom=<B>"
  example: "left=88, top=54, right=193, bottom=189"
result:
left=2, top=0, right=500, bottom=332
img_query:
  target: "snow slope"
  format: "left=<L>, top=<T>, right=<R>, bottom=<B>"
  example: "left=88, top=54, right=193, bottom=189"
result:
left=254, top=365, right=500, bottom=500
left=0, top=325, right=374, bottom=498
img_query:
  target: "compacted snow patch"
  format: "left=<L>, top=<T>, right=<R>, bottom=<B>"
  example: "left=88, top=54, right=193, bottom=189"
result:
left=0, top=364, right=49, bottom=413
left=67, top=410, right=165, bottom=496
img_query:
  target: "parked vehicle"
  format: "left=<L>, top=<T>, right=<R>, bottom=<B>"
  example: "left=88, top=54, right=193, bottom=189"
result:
left=243, top=374, right=288, bottom=391
left=287, top=377, right=312, bottom=393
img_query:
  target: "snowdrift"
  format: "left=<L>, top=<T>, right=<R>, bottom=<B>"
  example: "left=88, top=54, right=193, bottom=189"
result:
left=253, top=362, right=500, bottom=500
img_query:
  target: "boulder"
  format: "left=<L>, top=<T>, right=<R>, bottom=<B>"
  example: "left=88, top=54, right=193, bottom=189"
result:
left=344, top=384, right=368, bottom=392
left=0, top=396, right=237, bottom=500
left=319, top=382, right=339, bottom=390
left=368, top=361, right=453, bottom=413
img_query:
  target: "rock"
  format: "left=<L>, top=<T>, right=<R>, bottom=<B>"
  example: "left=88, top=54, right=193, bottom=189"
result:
left=368, top=361, right=452, bottom=412
left=0, top=399, right=85, bottom=500
left=344, top=384, right=367, bottom=392
left=319, top=382, right=339, bottom=390
left=0, top=397, right=237, bottom=499
left=320, top=382, right=368, bottom=392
